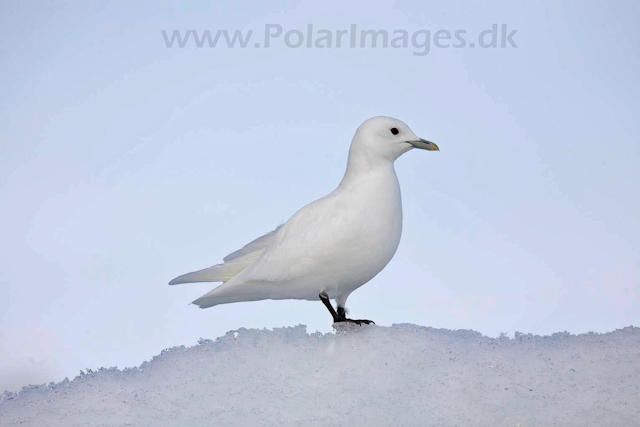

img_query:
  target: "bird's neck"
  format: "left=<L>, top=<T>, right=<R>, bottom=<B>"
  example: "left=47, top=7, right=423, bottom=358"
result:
left=339, top=148, right=397, bottom=188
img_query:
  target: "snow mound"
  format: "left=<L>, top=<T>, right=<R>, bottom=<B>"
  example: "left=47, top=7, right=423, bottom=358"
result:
left=2, top=324, right=639, bottom=426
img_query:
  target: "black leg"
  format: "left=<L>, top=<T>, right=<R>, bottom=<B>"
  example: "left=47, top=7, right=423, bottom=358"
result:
left=318, top=293, right=374, bottom=325
left=319, top=292, right=339, bottom=323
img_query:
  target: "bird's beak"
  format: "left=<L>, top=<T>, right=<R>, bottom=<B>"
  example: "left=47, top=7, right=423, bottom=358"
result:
left=407, top=138, right=439, bottom=151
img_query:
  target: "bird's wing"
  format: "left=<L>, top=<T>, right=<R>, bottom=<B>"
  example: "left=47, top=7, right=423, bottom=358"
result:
left=240, top=193, right=363, bottom=283
left=168, top=225, right=282, bottom=285
left=222, top=225, right=282, bottom=262
left=190, top=191, right=371, bottom=308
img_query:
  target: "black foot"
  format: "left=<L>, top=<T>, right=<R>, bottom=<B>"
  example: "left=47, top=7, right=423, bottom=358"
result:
left=337, top=318, right=375, bottom=325
left=336, top=307, right=374, bottom=325
left=319, top=293, right=375, bottom=325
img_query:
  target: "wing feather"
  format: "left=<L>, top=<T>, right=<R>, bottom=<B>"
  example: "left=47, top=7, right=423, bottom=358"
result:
left=222, top=225, right=282, bottom=262
left=168, top=226, right=281, bottom=285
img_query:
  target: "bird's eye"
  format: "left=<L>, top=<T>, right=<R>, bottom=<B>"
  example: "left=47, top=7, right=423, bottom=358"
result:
left=390, top=127, right=399, bottom=135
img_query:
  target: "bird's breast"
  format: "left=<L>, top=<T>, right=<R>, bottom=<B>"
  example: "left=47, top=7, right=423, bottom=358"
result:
left=323, top=168, right=404, bottom=288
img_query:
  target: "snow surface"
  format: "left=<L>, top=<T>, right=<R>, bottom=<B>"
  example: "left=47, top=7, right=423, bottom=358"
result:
left=1, top=324, right=639, bottom=426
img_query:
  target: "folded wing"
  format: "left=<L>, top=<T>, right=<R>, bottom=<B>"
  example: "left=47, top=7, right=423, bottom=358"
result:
left=168, top=225, right=282, bottom=285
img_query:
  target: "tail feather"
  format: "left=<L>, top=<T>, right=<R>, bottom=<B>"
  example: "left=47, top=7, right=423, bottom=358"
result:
left=168, top=251, right=262, bottom=285
left=191, top=279, right=270, bottom=308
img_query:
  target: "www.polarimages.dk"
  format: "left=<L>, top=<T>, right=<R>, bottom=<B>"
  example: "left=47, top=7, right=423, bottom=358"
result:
left=162, top=24, right=518, bottom=56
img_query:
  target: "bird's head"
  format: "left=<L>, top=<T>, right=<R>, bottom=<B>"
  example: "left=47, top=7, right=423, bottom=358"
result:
left=351, top=116, right=439, bottom=162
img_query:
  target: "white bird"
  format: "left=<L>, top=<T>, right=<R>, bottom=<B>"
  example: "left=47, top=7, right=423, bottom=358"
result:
left=169, top=116, right=439, bottom=324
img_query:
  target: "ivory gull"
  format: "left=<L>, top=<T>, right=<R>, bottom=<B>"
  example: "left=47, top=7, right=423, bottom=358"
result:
left=169, top=116, right=439, bottom=324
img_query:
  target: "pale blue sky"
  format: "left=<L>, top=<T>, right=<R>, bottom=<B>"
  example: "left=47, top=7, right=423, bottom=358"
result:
left=1, top=0, right=639, bottom=391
